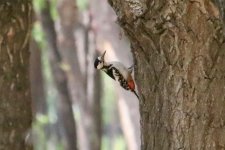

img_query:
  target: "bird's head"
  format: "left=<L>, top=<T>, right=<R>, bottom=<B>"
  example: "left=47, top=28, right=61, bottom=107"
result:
left=94, top=50, right=106, bottom=69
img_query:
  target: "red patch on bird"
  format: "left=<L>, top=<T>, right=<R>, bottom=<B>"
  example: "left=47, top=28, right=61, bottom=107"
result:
left=128, top=80, right=135, bottom=91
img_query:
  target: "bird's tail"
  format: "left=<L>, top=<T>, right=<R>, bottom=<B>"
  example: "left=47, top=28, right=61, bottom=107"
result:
left=132, top=90, right=139, bottom=100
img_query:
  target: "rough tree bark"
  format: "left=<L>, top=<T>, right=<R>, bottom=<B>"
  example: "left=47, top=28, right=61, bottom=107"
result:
left=108, top=0, right=225, bottom=149
left=0, top=1, right=32, bottom=150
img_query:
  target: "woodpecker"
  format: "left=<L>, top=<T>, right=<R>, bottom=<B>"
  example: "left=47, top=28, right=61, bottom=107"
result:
left=94, top=51, right=139, bottom=99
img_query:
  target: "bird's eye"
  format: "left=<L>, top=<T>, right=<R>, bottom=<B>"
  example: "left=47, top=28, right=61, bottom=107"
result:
left=94, top=59, right=99, bottom=68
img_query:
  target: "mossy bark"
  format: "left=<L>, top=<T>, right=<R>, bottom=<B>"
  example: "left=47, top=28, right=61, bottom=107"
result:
left=0, top=1, right=32, bottom=150
left=108, top=0, right=225, bottom=149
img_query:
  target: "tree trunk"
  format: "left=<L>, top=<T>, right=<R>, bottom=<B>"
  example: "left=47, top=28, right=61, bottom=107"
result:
left=37, top=0, right=78, bottom=149
left=0, top=1, right=32, bottom=149
left=30, top=39, right=46, bottom=115
left=67, top=6, right=103, bottom=150
left=108, top=0, right=225, bottom=149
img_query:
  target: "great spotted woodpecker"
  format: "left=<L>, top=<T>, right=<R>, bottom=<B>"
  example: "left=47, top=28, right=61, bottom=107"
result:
left=94, top=51, right=139, bottom=99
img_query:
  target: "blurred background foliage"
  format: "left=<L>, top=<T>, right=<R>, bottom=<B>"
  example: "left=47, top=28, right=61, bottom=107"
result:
left=30, top=0, right=140, bottom=150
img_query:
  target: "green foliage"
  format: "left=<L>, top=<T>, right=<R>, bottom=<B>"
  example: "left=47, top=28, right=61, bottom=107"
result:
left=32, top=114, right=49, bottom=150
left=36, top=114, right=50, bottom=124
left=33, top=0, right=46, bottom=12
left=32, top=127, right=45, bottom=149
left=101, top=135, right=110, bottom=150
left=102, top=135, right=126, bottom=150
left=41, top=47, right=58, bottom=124
left=102, top=72, right=116, bottom=126
left=33, top=114, right=64, bottom=150
left=33, top=0, right=59, bottom=20
left=32, top=9, right=61, bottom=150
left=32, top=6, right=58, bottom=121
left=50, top=0, right=59, bottom=21
left=76, top=0, right=88, bottom=11
left=32, top=22, right=58, bottom=123
left=114, top=136, right=126, bottom=150
left=101, top=74, right=126, bottom=150
left=32, top=22, right=45, bottom=48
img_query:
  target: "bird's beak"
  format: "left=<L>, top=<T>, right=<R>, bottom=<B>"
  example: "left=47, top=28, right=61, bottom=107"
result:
left=101, top=50, right=106, bottom=61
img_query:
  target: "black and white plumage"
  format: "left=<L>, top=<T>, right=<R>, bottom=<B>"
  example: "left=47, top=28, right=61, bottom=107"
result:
left=94, top=51, right=139, bottom=99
